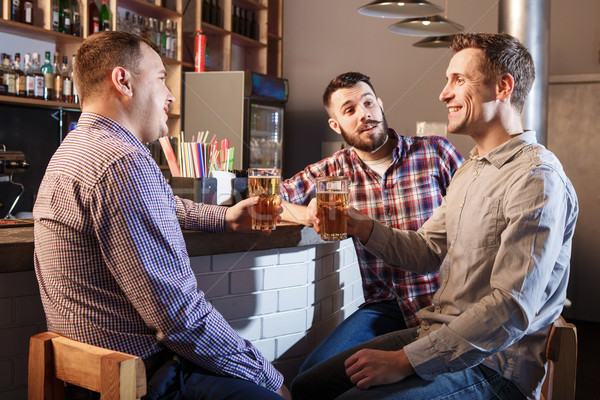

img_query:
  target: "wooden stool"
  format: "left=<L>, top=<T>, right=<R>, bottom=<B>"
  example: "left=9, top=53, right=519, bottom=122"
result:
left=28, top=332, right=146, bottom=400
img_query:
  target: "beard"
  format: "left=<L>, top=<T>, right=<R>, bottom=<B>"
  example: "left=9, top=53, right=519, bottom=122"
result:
left=340, top=113, right=390, bottom=153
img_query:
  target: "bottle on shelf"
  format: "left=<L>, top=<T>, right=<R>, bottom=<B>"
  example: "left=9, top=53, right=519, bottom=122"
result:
left=88, top=0, right=100, bottom=35
left=41, top=51, right=54, bottom=101
left=62, top=56, right=73, bottom=103
left=0, top=54, right=6, bottom=96
left=216, top=0, right=222, bottom=27
left=10, top=0, right=20, bottom=22
left=71, top=0, right=81, bottom=36
left=250, top=12, right=257, bottom=40
left=19, top=0, right=34, bottom=25
left=201, top=0, right=209, bottom=23
left=32, top=52, right=44, bottom=99
left=14, top=53, right=26, bottom=97
left=71, top=54, right=79, bottom=104
left=52, top=0, right=60, bottom=32
left=24, top=53, right=35, bottom=98
left=210, top=0, right=217, bottom=26
left=53, top=51, right=63, bottom=102
left=59, top=0, right=72, bottom=34
left=2, top=54, right=16, bottom=96
left=232, top=5, right=238, bottom=34
left=100, top=0, right=111, bottom=31
left=242, top=8, right=249, bottom=38
left=170, top=21, right=178, bottom=59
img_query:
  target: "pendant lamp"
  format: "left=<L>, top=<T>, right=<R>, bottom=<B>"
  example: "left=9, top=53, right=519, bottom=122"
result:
left=412, top=35, right=455, bottom=48
left=357, top=0, right=443, bottom=18
left=389, top=15, right=464, bottom=37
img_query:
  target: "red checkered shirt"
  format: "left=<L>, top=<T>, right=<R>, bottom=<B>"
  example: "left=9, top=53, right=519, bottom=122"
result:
left=280, top=130, right=464, bottom=327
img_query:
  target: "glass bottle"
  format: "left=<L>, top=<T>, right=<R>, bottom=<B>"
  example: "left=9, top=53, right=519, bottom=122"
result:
left=71, top=54, right=79, bottom=104
left=24, top=53, right=35, bottom=98
left=59, top=0, right=72, bottom=34
left=99, top=0, right=111, bottom=31
left=250, top=11, right=257, bottom=40
left=52, top=0, right=60, bottom=31
left=2, top=54, right=16, bottom=96
left=20, top=0, right=34, bottom=25
left=11, top=0, right=20, bottom=22
left=53, top=51, right=63, bottom=102
left=41, top=51, right=54, bottom=101
left=201, top=0, right=209, bottom=23
left=88, top=0, right=100, bottom=35
left=170, top=21, right=178, bottom=59
left=62, top=56, right=73, bottom=103
left=32, top=52, right=45, bottom=99
left=71, top=0, right=81, bottom=36
left=14, top=53, right=26, bottom=97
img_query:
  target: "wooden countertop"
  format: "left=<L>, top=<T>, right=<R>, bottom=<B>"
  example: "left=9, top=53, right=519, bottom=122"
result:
left=0, top=222, right=325, bottom=274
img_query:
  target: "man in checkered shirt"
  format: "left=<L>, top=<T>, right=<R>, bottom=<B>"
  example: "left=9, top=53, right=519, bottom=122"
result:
left=280, top=72, right=464, bottom=373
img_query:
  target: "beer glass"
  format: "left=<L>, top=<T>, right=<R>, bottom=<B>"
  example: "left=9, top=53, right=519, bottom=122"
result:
left=248, top=168, right=280, bottom=230
left=316, top=176, right=350, bottom=241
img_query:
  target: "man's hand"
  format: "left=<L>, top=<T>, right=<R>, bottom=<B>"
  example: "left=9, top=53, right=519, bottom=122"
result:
left=224, top=197, right=282, bottom=234
left=346, top=207, right=374, bottom=244
left=344, top=348, right=414, bottom=390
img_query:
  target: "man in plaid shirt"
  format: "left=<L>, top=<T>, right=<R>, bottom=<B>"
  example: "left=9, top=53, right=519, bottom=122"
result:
left=280, top=72, right=464, bottom=372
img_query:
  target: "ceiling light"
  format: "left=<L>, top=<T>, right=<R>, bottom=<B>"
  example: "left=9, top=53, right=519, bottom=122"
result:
left=412, top=35, right=455, bottom=48
left=389, top=15, right=464, bottom=37
left=357, top=0, right=444, bottom=18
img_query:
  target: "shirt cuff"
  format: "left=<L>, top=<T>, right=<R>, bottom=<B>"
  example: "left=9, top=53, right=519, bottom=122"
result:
left=403, top=329, right=450, bottom=381
left=197, top=204, right=227, bottom=233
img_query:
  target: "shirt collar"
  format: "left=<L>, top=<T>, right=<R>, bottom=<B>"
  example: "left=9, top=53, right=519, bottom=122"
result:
left=470, top=130, right=538, bottom=169
left=77, top=112, right=148, bottom=152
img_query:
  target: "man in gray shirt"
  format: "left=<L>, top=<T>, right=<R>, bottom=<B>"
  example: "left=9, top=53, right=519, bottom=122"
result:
left=291, top=33, right=578, bottom=400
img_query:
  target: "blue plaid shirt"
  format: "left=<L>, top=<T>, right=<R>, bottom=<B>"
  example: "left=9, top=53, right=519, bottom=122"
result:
left=280, top=131, right=464, bottom=327
left=33, top=113, right=283, bottom=392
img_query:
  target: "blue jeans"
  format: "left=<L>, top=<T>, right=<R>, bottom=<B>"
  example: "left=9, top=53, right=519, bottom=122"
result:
left=142, top=355, right=285, bottom=400
left=291, top=329, right=525, bottom=400
left=299, top=300, right=407, bottom=373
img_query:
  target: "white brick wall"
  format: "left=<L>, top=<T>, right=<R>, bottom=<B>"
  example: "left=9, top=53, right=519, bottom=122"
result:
left=0, top=238, right=362, bottom=397
left=194, top=238, right=364, bottom=384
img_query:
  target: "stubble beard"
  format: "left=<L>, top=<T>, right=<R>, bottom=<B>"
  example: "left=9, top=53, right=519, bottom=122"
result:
left=340, top=114, right=390, bottom=153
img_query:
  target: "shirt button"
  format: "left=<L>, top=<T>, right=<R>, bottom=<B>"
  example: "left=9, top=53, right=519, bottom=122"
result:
left=451, top=240, right=455, bottom=246
left=472, top=171, right=478, bottom=176
left=458, top=203, right=463, bottom=209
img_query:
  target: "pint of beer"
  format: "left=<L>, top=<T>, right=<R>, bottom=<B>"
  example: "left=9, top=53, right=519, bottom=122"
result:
left=316, top=176, right=350, bottom=241
left=248, top=168, right=280, bottom=230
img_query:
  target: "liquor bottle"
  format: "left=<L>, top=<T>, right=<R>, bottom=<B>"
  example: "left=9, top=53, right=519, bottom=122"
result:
left=210, top=0, right=217, bottom=26
left=71, top=0, right=81, bottom=36
left=170, top=21, right=178, bottom=59
left=53, top=52, right=63, bottom=102
left=20, top=0, right=34, bottom=25
left=41, top=51, right=54, bottom=101
left=232, top=5, right=238, bottom=34
left=243, top=9, right=249, bottom=37
left=88, top=0, right=100, bottom=35
left=71, top=54, right=79, bottom=104
left=201, top=0, right=209, bottom=23
left=216, top=0, right=222, bottom=27
left=61, top=56, right=72, bottom=102
left=99, top=0, right=111, bottom=31
left=52, top=0, right=60, bottom=32
left=24, top=53, right=35, bottom=98
left=13, top=53, right=26, bottom=97
left=11, top=0, right=20, bottom=22
left=0, top=53, right=6, bottom=96
left=59, top=0, right=72, bottom=34
left=2, top=54, right=16, bottom=96
left=32, top=53, right=44, bottom=99
left=250, top=12, right=257, bottom=40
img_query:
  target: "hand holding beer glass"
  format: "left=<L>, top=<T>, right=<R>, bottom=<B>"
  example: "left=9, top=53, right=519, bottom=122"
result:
left=248, top=168, right=280, bottom=230
left=316, top=176, right=350, bottom=241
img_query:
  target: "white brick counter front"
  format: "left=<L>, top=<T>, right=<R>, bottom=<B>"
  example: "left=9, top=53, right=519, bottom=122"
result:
left=192, top=238, right=363, bottom=384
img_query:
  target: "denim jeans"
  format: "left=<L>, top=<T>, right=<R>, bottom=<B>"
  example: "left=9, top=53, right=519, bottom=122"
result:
left=291, top=329, right=525, bottom=400
left=299, top=300, right=407, bottom=373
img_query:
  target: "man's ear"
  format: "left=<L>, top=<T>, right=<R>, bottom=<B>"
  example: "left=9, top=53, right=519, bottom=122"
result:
left=328, top=118, right=342, bottom=135
left=111, top=66, right=133, bottom=97
left=496, top=73, right=514, bottom=102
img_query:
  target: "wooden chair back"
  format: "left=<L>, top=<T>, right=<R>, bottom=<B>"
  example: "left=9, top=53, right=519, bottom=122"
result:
left=28, top=332, right=146, bottom=400
left=541, top=316, right=577, bottom=400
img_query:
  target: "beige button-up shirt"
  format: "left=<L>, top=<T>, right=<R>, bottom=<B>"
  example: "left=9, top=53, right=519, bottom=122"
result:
left=364, top=131, right=578, bottom=399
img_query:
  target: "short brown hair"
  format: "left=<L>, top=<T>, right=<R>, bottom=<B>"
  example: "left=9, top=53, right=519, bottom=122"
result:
left=322, top=72, right=377, bottom=115
left=74, top=31, right=160, bottom=105
left=451, top=33, right=535, bottom=113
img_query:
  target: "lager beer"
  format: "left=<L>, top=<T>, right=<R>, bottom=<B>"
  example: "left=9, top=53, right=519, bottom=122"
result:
left=316, top=176, right=350, bottom=241
left=248, top=168, right=280, bottom=230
